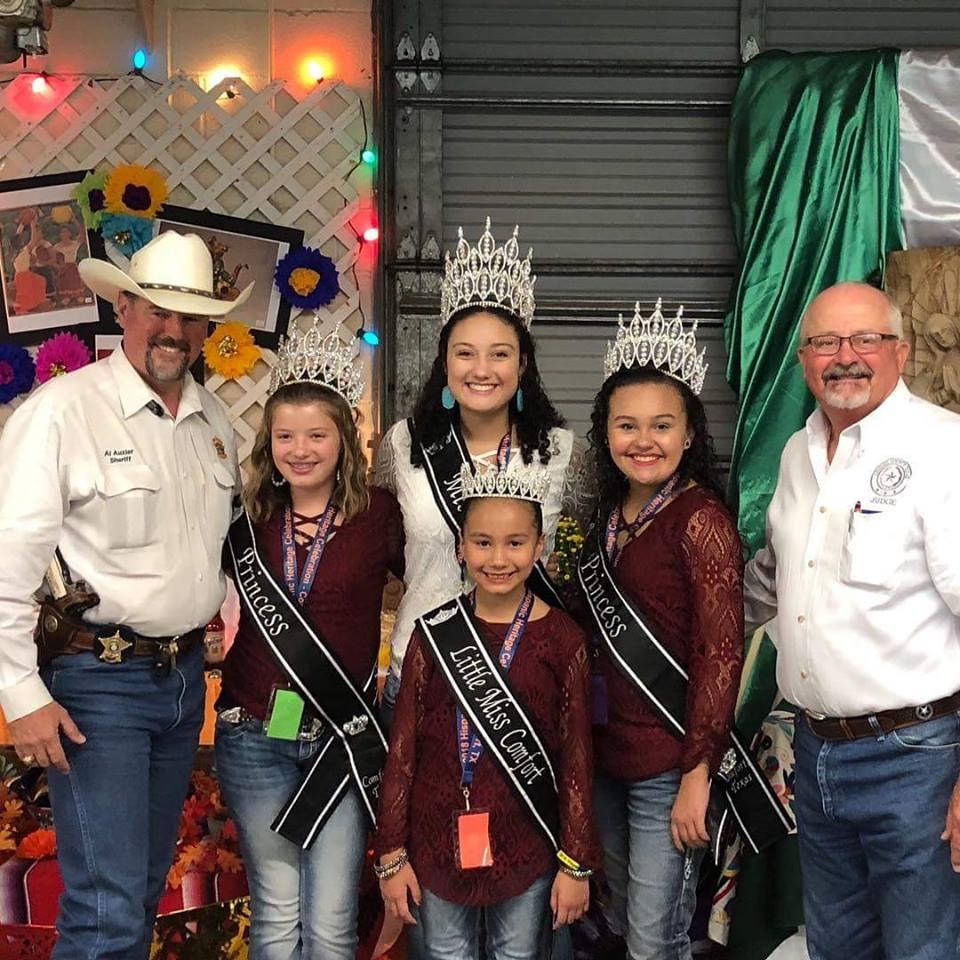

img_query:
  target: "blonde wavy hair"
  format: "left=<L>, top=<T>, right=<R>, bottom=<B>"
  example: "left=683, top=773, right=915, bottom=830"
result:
left=244, top=382, right=370, bottom=523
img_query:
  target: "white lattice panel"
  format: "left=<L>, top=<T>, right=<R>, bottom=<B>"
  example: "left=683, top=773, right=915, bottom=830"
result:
left=0, top=74, right=372, bottom=461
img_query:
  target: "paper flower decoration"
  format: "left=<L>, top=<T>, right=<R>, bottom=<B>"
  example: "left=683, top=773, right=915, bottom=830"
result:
left=35, top=332, right=92, bottom=384
left=0, top=343, right=35, bottom=404
left=104, top=164, right=168, bottom=219
left=16, top=828, right=56, bottom=860
left=100, top=213, right=154, bottom=259
left=73, top=170, right=109, bottom=230
left=274, top=246, right=340, bottom=310
left=203, top=322, right=261, bottom=379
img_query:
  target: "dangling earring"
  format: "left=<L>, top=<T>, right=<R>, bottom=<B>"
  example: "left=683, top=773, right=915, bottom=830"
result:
left=441, top=385, right=456, bottom=410
left=515, top=388, right=525, bottom=413
left=683, top=439, right=692, bottom=450
left=271, top=469, right=288, bottom=488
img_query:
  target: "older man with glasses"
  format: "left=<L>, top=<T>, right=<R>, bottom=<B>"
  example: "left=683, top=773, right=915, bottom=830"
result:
left=743, top=281, right=960, bottom=960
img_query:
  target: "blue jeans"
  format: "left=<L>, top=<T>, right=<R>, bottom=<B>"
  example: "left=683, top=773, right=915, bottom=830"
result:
left=215, top=718, right=367, bottom=960
left=42, top=647, right=205, bottom=960
left=593, top=769, right=702, bottom=960
left=408, top=871, right=552, bottom=960
left=794, top=712, right=960, bottom=960
left=380, top=671, right=401, bottom=732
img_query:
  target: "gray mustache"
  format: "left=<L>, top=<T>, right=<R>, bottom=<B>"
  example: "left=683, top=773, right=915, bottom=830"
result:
left=823, top=364, right=872, bottom=382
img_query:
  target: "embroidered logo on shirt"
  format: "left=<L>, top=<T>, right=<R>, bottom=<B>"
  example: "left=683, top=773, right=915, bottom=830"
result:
left=870, top=457, right=912, bottom=498
left=212, top=437, right=227, bottom=460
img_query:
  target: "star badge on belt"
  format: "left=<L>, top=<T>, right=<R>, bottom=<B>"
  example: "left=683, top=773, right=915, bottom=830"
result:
left=98, top=630, right=132, bottom=664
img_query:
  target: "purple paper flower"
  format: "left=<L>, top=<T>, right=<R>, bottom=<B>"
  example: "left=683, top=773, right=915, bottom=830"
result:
left=0, top=343, right=36, bottom=404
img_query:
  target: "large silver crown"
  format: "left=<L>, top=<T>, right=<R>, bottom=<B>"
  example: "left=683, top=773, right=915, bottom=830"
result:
left=459, top=461, right=549, bottom=505
left=440, top=218, right=536, bottom=328
left=603, top=298, right=708, bottom=395
left=269, top=315, right=365, bottom=408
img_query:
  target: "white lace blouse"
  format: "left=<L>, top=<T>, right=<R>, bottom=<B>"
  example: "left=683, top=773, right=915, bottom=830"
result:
left=374, top=420, right=592, bottom=678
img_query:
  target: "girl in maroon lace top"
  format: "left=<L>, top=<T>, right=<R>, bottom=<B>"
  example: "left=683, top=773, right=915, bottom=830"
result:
left=216, top=377, right=404, bottom=960
left=582, top=361, right=744, bottom=960
left=375, top=484, right=598, bottom=960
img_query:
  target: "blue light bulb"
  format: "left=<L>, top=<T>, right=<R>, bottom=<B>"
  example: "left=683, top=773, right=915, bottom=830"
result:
left=361, top=329, right=380, bottom=347
left=133, top=49, right=148, bottom=71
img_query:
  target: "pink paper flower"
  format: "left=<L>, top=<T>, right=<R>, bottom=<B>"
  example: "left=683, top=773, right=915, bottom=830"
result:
left=35, top=332, right=92, bottom=384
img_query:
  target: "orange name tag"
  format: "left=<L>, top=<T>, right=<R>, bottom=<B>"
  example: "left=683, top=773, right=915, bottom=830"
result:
left=454, top=810, right=494, bottom=870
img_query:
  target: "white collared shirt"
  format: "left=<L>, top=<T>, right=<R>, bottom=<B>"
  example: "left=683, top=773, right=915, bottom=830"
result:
left=0, top=348, right=239, bottom=721
left=744, top=380, right=960, bottom=717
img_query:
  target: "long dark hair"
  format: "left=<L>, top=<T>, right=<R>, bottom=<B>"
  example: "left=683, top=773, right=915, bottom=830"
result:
left=587, top=366, right=725, bottom=511
left=409, top=306, right=564, bottom=467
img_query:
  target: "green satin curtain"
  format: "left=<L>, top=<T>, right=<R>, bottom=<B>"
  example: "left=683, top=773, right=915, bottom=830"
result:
left=723, top=49, right=904, bottom=960
left=725, top=48, right=904, bottom=556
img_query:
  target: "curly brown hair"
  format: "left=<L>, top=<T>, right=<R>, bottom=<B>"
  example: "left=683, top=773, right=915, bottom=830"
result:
left=244, top=382, right=370, bottom=523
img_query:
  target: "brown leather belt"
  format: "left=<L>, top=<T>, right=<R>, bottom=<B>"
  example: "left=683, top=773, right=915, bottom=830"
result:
left=39, top=605, right=203, bottom=672
left=806, top=690, right=960, bottom=741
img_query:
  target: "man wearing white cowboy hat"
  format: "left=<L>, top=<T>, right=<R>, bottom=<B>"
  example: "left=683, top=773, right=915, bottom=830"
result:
left=0, top=231, right=253, bottom=958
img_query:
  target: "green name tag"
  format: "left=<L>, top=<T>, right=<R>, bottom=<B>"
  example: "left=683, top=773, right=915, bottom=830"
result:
left=265, top=689, right=305, bottom=741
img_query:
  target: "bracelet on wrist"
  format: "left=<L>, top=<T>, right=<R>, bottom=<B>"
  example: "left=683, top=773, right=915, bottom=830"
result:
left=374, top=849, right=409, bottom=880
left=557, top=850, right=582, bottom=872
left=558, top=863, right=593, bottom=880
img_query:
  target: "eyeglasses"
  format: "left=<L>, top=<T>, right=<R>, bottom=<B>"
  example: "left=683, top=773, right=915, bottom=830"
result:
left=803, top=333, right=899, bottom=356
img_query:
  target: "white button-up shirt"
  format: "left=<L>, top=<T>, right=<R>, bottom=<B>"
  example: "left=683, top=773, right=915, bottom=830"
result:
left=0, top=348, right=239, bottom=721
left=744, top=380, right=960, bottom=717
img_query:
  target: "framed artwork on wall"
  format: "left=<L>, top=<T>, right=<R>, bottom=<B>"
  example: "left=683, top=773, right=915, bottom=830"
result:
left=0, top=171, right=111, bottom=345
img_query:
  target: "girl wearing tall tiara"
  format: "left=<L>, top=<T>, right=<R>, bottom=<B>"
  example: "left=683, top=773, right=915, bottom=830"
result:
left=215, top=318, right=405, bottom=960
left=375, top=461, right=597, bottom=959
left=577, top=301, right=745, bottom=960
left=374, top=218, right=592, bottom=725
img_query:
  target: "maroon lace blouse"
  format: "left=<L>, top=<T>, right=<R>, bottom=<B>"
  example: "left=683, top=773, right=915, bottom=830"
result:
left=591, top=485, right=744, bottom=781
left=220, top=486, right=405, bottom=718
left=375, top=607, right=598, bottom=906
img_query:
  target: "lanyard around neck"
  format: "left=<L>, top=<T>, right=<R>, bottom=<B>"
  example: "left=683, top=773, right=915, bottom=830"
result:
left=280, top=500, right=338, bottom=606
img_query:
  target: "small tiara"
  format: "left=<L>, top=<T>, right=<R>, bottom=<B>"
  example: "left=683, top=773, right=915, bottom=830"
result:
left=603, top=298, right=708, bottom=395
left=269, top=315, right=364, bottom=408
left=440, top=217, right=536, bottom=329
left=459, top=461, right=549, bottom=505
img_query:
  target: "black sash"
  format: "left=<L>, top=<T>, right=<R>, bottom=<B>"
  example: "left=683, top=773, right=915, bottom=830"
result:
left=577, top=523, right=794, bottom=858
left=227, top=512, right=387, bottom=848
left=413, top=418, right=565, bottom=609
left=417, top=595, right=561, bottom=851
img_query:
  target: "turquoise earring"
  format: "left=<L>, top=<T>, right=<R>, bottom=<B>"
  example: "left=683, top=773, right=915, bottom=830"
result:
left=441, top=385, right=456, bottom=410
left=515, top=388, right=525, bottom=412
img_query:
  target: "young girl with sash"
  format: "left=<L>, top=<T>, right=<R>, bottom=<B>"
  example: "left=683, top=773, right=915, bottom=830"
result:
left=578, top=301, right=746, bottom=960
left=374, top=218, right=591, bottom=725
left=374, top=462, right=597, bottom=960
left=215, top=318, right=404, bottom=960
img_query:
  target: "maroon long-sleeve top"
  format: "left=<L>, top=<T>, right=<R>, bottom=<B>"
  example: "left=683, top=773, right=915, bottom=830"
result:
left=220, top=486, right=405, bottom=718
left=375, top=607, right=599, bottom=906
left=591, top=485, right=744, bottom=781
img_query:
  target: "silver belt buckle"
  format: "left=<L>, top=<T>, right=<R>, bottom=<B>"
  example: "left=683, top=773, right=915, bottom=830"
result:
left=218, top=706, right=245, bottom=724
left=298, top=716, right=326, bottom=741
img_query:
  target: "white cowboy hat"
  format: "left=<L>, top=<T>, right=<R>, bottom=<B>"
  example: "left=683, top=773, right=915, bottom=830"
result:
left=78, top=230, right=254, bottom=318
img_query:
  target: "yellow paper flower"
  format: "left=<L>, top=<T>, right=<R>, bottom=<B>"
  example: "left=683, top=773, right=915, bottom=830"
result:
left=104, top=164, right=168, bottom=219
left=203, top=322, right=261, bottom=379
left=289, top=267, right=321, bottom=297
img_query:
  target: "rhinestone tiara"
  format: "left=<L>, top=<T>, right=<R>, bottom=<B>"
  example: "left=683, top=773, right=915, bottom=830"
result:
left=440, top=217, right=536, bottom=329
left=269, top=315, right=365, bottom=408
left=603, top=298, right=708, bottom=396
left=459, top=461, right=550, bottom=505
